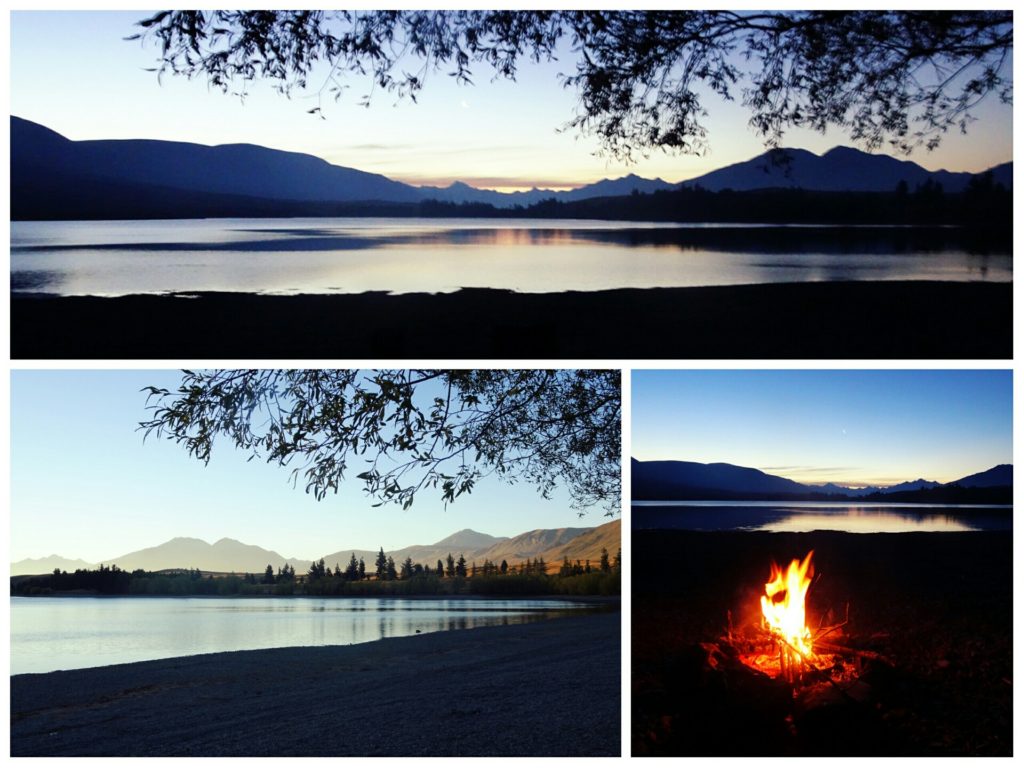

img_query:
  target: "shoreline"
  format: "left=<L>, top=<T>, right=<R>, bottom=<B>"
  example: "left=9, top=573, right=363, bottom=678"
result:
left=10, top=591, right=621, bottom=604
left=11, top=280, right=1012, bottom=359
left=12, top=610, right=620, bottom=756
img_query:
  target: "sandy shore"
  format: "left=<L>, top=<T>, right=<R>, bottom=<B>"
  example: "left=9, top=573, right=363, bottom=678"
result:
left=11, top=280, right=1011, bottom=359
left=632, top=531, right=1011, bottom=756
left=11, top=610, right=620, bottom=756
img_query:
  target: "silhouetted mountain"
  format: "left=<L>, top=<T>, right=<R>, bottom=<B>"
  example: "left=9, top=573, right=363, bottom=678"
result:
left=10, top=555, right=96, bottom=577
left=12, top=522, right=620, bottom=577
left=106, top=537, right=306, bottom=574
left=811, top=478, right=940, bottom=496
left=562, top=174, right=676, bottom=200
left=631, top=459, right=809, bottom=500
left=886, top=478, right=943, bottom=493
left=811, top=482, right=877, bottom=497
left=681, top=146, right=1011, bottom=193
left=950, top=464, right=1013, bottom=488
left=417, top=174, right=675, bottom=207
left=11, top=116, right=676, bottom=214
left=17, top=116, right=1007, bottom=222
left=633, top=459, right=1010, bottom=502
left=12, top=116, right=421, bottom=204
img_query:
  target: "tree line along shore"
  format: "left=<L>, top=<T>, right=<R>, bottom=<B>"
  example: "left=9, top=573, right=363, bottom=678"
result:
left=12, top=547, right=622, bottom=598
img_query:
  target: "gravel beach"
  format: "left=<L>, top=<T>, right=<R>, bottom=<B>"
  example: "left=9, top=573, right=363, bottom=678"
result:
left=11, top=609, right=620, bottom=756
left=11, top=280, right=1011, bottom=359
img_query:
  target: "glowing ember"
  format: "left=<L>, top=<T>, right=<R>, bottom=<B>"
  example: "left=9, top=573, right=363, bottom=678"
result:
left=760, top=550, right=815, bottom=657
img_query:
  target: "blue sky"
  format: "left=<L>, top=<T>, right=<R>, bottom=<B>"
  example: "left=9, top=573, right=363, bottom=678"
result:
left=631, top=370, right=1012, bottom=487
left=10, top=370, right=605, bottom=563
left=9, top=11, right=1014, bottom=191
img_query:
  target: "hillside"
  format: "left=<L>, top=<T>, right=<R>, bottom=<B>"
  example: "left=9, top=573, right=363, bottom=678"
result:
left=12, top=522, right=619, bottom=577
left=632, top=459, right=1012, bottom=502
left=538, top=520, right=621, bottom=567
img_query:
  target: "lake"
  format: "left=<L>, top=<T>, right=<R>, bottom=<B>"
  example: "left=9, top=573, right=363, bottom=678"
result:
left=9, top=596, right=594, bottom=675
left=10, top=218, right=1011, bottom=297
left=631, top=501, right=1013, bottom=534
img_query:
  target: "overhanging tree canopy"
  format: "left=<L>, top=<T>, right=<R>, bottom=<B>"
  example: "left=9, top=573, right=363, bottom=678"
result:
left=140, top=369, right=620, bottom=514
left=133, top=10, right=1012, bottom=159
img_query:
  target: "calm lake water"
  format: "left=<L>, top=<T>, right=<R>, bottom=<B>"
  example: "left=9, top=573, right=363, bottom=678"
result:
left=631, top=501, right=1012, bottom=534
left=9, top=596, right=592, bottom=675
left=10, top=218, right=1011, bottom=296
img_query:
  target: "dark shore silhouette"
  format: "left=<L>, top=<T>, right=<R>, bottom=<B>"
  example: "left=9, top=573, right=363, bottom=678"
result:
left=10, top=281, right=1011, bottom=359
left=11, top=609, right=619, bottom=756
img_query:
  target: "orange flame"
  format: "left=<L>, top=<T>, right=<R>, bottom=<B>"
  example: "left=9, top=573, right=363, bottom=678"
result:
left=760, top=550, right=814, bottom=656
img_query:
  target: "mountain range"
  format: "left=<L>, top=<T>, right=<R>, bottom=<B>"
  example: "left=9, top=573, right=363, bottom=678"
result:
left=680, top=146, right=1012, bottom=194
left=632, top=459, right=1012, bottom=502
left=11, top=115, right=1011, bottom=220
left=10, top=519, right=620, bottom=577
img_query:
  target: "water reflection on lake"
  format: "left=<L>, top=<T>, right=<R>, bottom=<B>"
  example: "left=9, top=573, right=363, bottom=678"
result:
left=631, top=501, right=1012, bottom=534
left=10, top=218, right=1012, bottom=297
left=9, top=596, right=594, bottom=675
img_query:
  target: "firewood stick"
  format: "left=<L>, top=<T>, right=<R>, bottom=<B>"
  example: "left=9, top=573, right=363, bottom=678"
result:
left=773, top=634, right=859, bottom=703
left=815, top=641, right=893, bottom=665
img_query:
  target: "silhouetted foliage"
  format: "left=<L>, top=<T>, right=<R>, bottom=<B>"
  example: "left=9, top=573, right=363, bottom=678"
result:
left=399, top=557, right=414, bottom=580
left=344, top=553, right=360, bottom=581
left=134, top=11, right=1011, bottom=159
left=308, top=557, right=328, bottom=581
left=13, top=547, right=621, bottom=598
left=141, top=369, right=620, bottom=515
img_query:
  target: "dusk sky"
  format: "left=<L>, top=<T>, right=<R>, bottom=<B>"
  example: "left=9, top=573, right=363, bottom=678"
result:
left=10, top=370, right=605, bottom=564
left=9, top=11, right=1014, bottom=192
left=631, top=370, right=1012, bottom=488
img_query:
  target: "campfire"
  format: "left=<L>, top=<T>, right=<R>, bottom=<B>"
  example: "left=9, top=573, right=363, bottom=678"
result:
left=713, top=550, right=890, bottom=695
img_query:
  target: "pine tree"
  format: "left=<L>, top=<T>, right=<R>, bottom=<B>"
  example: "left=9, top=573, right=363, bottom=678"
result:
left=599, top=547, right=611, bottom=573
left=345, top=553, right=359, bottom=581
left=386, top=556, right=398, bottom=581
left=358, top=557, right=366, bottom=580
left=500, top=559, right=508, bottom=575
left=446, top=553, right=456, bottom=578
left=375, top=548, right=388, bottom=580
left=456, top=554, right=467, bottom=578
left=437, top=559, right=445, bottom=577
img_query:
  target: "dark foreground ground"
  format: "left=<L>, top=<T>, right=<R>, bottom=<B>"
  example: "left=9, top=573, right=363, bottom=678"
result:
left=11, top=280, right=1011, bottom=359
left=11, top=610, right=620, bottom=756
left=632, top=531, right=1012, bottom=756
